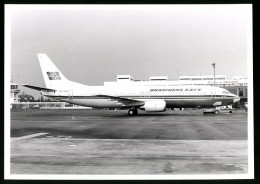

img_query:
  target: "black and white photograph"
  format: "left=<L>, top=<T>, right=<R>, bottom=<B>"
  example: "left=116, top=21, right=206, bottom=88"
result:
left=5, top=4, right=253, bottom=180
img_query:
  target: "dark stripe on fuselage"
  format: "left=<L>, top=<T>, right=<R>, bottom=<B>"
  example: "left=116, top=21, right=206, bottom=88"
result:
left=44, top=95, right=234, bottom=108
left=45, top=95, right=235, bottom=99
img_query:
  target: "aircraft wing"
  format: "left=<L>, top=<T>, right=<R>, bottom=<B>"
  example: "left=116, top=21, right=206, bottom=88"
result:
left=95, top=95, right=145, bottom=107
left=22, top=84, right=56, bottom=92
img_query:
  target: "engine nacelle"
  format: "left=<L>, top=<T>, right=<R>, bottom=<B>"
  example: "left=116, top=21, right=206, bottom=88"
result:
left=140, top=100, right=166, bottom=112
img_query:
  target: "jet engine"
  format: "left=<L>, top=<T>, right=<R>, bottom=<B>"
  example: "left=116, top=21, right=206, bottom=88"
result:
left=140, top=100, right=166, bottom=112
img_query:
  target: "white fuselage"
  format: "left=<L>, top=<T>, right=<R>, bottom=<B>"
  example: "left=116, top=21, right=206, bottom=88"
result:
left=26, top=54, right=240, bottom=112
left=43, top=85, right=239, bottom=109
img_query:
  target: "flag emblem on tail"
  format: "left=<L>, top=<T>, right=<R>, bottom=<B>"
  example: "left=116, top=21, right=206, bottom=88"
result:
left=46, top=72, right=61, bottom=80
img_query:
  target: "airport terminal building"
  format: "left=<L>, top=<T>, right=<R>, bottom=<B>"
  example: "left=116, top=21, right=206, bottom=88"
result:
left=104, top=75, right=248, bottom=108
left=10, top=83, right=20, bottom=103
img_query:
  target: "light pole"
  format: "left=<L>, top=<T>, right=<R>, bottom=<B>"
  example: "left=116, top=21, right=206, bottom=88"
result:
left=212, top=63, right=216, bottom=86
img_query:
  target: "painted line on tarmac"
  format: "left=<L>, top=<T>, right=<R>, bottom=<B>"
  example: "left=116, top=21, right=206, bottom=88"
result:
left=12, top=133, right=49, bottom=141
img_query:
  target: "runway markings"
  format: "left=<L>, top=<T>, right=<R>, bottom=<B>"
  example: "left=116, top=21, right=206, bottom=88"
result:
left=11, top=133, right=49, bottom=142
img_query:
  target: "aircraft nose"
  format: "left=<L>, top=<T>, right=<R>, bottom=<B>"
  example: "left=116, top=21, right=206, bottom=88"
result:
left=233, top=96, right=240, bottom=103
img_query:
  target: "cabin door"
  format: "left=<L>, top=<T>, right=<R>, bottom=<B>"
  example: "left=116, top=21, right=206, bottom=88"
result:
left=210, top=90, right=216, bottom=99
left=68, top=90, right=73, bottom=100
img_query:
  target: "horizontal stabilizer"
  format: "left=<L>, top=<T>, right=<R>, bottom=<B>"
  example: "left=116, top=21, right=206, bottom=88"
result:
left=22, top=84, right=56, bottom=92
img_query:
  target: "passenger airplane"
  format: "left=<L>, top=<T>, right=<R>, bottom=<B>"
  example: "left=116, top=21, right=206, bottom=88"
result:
left=23, top=54, right=240, bottom=115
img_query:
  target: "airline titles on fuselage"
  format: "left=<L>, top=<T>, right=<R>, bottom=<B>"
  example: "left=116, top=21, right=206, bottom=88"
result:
left=150, top=88, right=202, bottom=92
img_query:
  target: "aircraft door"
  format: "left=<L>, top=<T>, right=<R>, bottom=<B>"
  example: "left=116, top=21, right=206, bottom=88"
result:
left=210, top=90, right=216, bottom=99
left=67, top=90, right=73, bottom=100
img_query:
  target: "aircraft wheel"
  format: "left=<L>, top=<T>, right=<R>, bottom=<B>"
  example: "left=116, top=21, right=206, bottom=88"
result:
left=214, top=110, right=219, bottom=115
left=229, top=110, right=233, bottom=113
left=128, top=109, right=134, bottom=115
left=128, top=109, right=138, bottom=115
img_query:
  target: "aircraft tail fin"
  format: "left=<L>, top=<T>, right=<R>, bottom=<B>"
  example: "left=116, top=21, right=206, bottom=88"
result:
left=37, top=54, right=87, bottom=90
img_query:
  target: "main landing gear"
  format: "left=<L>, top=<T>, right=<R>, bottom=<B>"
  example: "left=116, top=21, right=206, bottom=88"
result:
left=128, top=108, right=138, bottom=116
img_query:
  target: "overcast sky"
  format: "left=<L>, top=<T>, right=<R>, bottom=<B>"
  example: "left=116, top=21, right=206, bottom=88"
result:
left=7, top=5, right=251, bottom=97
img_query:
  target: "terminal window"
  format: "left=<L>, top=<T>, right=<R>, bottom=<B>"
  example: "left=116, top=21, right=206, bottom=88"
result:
left=11, top=85, right=18, bottom=89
